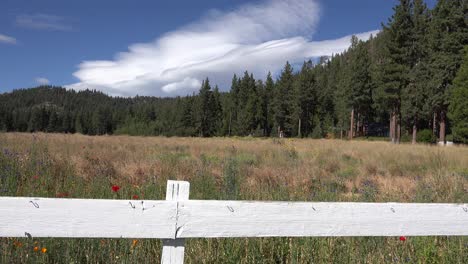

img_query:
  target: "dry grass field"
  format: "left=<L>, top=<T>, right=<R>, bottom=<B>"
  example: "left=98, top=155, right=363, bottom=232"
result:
left=0, top=133, right=467, bottom=263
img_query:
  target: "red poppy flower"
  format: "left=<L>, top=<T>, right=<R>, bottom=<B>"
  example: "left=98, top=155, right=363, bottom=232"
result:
left=132, top=195, right=139, bottom=200
left=399, top=236, right=406, bottom=241
left=111, top=185, right=120, bottom=192
left=33, top=175, right=39, bottom=180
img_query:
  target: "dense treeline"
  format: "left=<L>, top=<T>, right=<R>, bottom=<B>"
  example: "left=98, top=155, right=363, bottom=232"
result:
left=0, top=0, right=467, bottom=143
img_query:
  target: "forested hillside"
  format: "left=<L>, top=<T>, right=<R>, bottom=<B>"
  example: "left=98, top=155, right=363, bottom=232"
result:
left=1, top=0, right=467, bottom=143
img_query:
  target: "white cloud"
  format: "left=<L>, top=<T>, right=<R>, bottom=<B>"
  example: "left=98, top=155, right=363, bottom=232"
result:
left=162, top=78, right=202, bottom=93
left=16, top=14, right=72, bottom=31
left=0, top=34, right=17, bottom=44
left=68, top=0, right=378, bottom=97
left=35, top=77, right=50, bottom=85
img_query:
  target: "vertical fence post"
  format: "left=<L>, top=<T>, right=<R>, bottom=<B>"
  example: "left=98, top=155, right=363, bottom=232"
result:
left=161, top=180, right=190, bottom=264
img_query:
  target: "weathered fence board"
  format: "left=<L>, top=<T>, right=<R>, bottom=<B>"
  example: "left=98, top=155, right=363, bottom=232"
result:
left=1, top=198, right=466, bottom=239
left=162, top=181, right=190, bottom=264
left=0, top=197, right=177, bottom=238
left=176, top=201, right=468, bottom=238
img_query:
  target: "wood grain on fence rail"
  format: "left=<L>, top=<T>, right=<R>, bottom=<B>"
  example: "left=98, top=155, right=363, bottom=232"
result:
left=0, top=198, right=466, bottom=240
left=176, top=201, right=468, bottom=238
left=0, top=197, right=177, bottom=238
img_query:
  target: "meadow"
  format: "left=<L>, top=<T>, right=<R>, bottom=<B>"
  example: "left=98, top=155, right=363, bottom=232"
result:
left=0, top=133, right=467, bottom=263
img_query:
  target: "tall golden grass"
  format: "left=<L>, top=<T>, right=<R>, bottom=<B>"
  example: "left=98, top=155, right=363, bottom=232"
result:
left=1, top=133, right=466, bottom=201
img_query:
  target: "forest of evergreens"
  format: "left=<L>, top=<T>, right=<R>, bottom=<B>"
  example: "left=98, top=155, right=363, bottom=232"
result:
left=0, top=0, right=467, bottom=143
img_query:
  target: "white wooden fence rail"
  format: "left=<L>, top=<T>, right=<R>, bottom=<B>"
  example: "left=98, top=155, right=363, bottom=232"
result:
left=0, top=180, right=467, bottom=264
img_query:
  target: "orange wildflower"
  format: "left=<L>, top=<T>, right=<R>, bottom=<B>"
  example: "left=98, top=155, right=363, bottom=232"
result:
left=41, top=247, right=47, bottom=253
left=33, top=246, right=39, bottom=252
left=132, top=239, right=138, bottom=247
left=13, top=240, right=22, bottom=247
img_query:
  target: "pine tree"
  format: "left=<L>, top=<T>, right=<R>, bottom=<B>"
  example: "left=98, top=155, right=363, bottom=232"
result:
left=295, top=60, right=317, bottom=137
left=402, top=0, right=431, bottom=144
left=428, top=0, right=468, bottom=143
left=29, top=107, right=44, bottom=132
left=264, top=72, right=275, bottom=136
left=62, top=110, right=73, bottom=133
left=273, top=62, right=296, bottom=137
left=197, top=78, right=213, bottom=137
left=448, top=46, right=468, bottom=143
left=75, top=112, right=83, bottom=134
left=180, top=96, right=196, bottom=136
left=256, top=79, right=268, bottom=136
left=245, top=74, right=260, bottom=135
left=334, top=53, right=352, bottom=139
left=314, top=58, right=335, bottom=138
left=375, top=0, right=413, bottom=143
left=47, top=110, right=60, bottom=132
left=369, top=31, right=391, bottom=132
left=348, top=36, right=373, bottom=139
left=211, top=85, right=223, bottom=135
left=236, top=72, right=257, bottom=135
left=222, top=91, right=235, bottom=136
left=92, top=107, right=109, bottom=135
left=221, top=75, right=239, bottom=136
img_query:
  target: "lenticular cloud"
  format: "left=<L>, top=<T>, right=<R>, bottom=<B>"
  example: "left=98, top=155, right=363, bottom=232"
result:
left=67, top=0, right=377, bottom=97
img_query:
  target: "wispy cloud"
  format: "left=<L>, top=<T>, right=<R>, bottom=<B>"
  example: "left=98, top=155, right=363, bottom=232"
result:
left=0, top=34, right=17, bottom=44
left=35, top=77, right=50, bottom=85
left=16, top=14, right=72, bottom=31
left=68, top=0, right=377, bottom=97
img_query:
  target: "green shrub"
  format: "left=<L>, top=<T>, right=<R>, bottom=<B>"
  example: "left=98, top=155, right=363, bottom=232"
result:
left=453, top=127, right=468, bottom=144
left=417, top=129, right=437, bottom=144
left=446, top=134, right=453, bottom=142
left=311, top=124, right=323, bottom=139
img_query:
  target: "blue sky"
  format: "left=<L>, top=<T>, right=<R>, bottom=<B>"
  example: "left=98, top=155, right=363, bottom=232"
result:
left=0, top=0, right=436, bottom=96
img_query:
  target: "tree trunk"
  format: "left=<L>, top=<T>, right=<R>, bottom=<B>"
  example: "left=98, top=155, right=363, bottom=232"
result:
left=390, top=110, right=400, bottom=144
left=432, top=112, right=437, bottom=136
left=396, top=113, right=401, bottom=144
left=412, top=121, right=417, bottom=144
left=363, top=125, right=366, bottom=137
left=439, top=111, right=446, bottom=144
left=390, top=110, right=398, bottom=143
left=298, top=118, right=301, bottom=138
left=349, top=108, right=354, bottom=140
left=340, top=129, right=343, bottom=140
left=390, top=111, right=394, bottom=142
